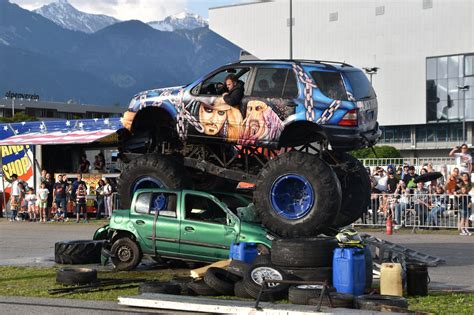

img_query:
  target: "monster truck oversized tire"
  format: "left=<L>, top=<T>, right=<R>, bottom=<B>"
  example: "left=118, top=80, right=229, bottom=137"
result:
left=326, top=152, right=370, bottom=229
left=55, top=240, right=104, bottom=265
left=255, top=152, right=341, bottom=237
left=119, top=155, right=186, bottom=208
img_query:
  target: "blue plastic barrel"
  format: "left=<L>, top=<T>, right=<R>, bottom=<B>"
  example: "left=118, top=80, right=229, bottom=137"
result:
left=229, top=242, right=258, bottom=263
left=333, top=247, right=366, bottom=295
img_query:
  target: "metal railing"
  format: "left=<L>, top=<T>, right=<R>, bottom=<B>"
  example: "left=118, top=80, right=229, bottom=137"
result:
left=359, top=157, right=456, bottom=167
left=355, top=193, right=472, bottom=229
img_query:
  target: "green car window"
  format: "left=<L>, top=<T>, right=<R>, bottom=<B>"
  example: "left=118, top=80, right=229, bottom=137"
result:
left=185, top=194, right=227, bottom=224
left=135, top=192, right=152, bottom=214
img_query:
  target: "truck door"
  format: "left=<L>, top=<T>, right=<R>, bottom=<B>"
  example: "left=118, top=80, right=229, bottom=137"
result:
left=130, top=191, right=180, bottom=256
left=186, top=67, right=251, bottom=143
left=179, top=192, right=238, bottom=261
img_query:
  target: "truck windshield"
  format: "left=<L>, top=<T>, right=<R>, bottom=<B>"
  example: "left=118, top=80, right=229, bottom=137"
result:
left=344, top=70, right=376, bottom=100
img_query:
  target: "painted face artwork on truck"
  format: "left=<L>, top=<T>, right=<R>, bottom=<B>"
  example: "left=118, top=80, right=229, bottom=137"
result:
left=238, top=100, right=284, bottom=146
left=198, top=97, right=243, bottom=141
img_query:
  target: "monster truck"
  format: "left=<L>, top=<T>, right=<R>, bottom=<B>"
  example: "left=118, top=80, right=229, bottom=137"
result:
left=117, top=60, right=381, bottom=237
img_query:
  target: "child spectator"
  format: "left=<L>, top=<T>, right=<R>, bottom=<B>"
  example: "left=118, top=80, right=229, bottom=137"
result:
left=37, top=182, right=49, bottom=222
left=95, top=179, right=105, bottom=219
left=53, top=175, right=68, bottom=221
left=427, top=186, right=446, bottom=227
left=18, top=182, right=27, bottom=221
left=75, top=183, right=88, bottom=223
left=8, top=174, right=20, bottom=222
left=24, top=188, right=37, bottom=222
left=458, top=185, right=472, bottom=235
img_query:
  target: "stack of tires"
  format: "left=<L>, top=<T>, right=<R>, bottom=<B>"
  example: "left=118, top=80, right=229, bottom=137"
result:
left=271, top=237, right=337, bottom=284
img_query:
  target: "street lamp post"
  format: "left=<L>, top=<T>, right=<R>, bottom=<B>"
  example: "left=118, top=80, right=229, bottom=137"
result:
left=363, top=67, right=379, bottom=84
left=458, top=85, right=470, bottom=144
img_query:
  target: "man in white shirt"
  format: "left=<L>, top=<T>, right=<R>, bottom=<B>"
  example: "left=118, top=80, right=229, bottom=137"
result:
left=449, top=144, right=472, bottom=174
left=374, top=167, right=388, bottom=192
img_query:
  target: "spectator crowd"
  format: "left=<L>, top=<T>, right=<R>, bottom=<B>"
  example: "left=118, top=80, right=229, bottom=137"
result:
left=5, top=153, right=115, bottom=223
left=367, top=144, right=473, bottom=235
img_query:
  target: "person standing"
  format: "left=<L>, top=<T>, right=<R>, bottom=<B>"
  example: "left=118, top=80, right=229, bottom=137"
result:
left=53, top=175, right=68, bottom=221
left=75, top=183, right=88, bottom=223
left=449, top=144, right=472, bottom=174
left=103, top=178, right=113, bottom=219
left=37, top=182, right=49, bottom=223
left=24, top=188, right=37, bottom=222
left=78, top=154, right=91, bottom=173
left=458, top=185, right=472, bottom=235
left=43, top=173, right=54, bottom=221
left=95, top=179, right=105, bottom=220
left=8, top=174, right=20, bottom=222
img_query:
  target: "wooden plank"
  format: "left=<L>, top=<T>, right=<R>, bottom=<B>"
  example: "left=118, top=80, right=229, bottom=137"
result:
left=190, top=259, right=231, bottom=279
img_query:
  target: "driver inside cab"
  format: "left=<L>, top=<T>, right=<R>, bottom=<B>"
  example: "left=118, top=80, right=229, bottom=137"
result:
left=222, top=74, right=244, bottom=108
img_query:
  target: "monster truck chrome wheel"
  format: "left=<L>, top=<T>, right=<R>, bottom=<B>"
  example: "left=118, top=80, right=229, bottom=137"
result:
left=255, top=152, right=341, bottom=237
left=270, top=174, right=314, bottom=219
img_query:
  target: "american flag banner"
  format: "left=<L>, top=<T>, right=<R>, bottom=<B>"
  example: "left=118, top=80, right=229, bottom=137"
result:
left=0, top=118, right=123, bottom=145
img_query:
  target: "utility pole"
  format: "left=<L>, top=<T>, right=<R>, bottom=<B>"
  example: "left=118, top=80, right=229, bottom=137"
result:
left=289, top=0, right=293, bottom=59
left=458, top=85, right=470, bottom=143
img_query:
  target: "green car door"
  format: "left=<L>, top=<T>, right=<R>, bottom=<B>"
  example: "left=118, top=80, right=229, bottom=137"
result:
left=179, top=191, right=239, bottom=261
left=130, top=191, right=180, bottom=256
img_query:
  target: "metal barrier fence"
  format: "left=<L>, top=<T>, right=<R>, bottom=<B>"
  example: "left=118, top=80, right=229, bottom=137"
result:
left=354, top=193, right=472, bottom=229
left=360, top=157, right=456, bottom=167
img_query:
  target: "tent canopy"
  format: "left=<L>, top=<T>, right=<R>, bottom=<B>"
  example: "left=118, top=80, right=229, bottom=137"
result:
left=0, top=118, right=123, bottom=145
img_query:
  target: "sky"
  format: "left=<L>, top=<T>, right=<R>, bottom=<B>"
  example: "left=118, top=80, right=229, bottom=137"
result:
left=9, top=0, right=253, bottom=21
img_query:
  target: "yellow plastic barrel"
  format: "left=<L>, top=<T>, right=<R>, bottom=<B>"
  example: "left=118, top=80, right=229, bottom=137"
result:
left=380, top=263, right=403, bottom=296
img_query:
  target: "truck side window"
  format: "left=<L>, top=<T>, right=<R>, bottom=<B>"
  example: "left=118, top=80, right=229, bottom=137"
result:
left=150, top=193, right=177, bottom=218
left=198, top=68, right=250, bottom=95
left=252, top=68, right=298, bottom=98
left=310, top=71, right=348, bottom=100
left=135, top=193, right=152, bottom=214
left=184, top=194, right=227, bottom=224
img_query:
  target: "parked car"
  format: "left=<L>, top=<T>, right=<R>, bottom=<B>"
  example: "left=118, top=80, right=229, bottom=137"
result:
left=94, top=189, right=272, bottom=270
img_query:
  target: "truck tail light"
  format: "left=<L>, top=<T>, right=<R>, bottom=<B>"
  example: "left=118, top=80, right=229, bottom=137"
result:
left=338, top=109, right=358, bottom=126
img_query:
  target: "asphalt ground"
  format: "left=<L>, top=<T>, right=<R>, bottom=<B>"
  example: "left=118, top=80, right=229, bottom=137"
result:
left=0, top=219, right=473, bottom=314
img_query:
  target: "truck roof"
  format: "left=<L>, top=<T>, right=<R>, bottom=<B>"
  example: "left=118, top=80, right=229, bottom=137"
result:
left=234, top=59, right=354, bottom=71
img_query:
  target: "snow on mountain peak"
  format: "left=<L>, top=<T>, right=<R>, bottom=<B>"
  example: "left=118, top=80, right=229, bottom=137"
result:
left=34, top=0, right=119, bottom=33
left=148, top=11, right=208, bottom=32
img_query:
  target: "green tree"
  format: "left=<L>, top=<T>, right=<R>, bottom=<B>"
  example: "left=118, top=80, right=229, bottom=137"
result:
left=350, top=145, right=401, bottom=159
left=0, top=112, right=37, bottom=123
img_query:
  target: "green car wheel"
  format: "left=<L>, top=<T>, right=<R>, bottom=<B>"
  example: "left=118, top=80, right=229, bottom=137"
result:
left=110, top=237, right=142, bottom=271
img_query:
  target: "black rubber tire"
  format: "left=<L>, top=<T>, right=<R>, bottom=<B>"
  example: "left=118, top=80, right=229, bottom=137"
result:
left=242, top=263, right=290, bottom=301
left=253, top=254, right=271, bottom=265
left=110, top=237, right=142, bottom=271
left=271, top=237, right=337, bottom=267
left=56, top=268, right=97, bottom=286
left=118, top=155, right=186, bottom=208
left=203, top=267, right=240, bottom=295
left=283, top=267, right=333, bottom=284
left=289, top=285, right=335, bottom=305
left=227, top=260, right=250, bottom=278
left=308, top=292, right=355, bottom=308
left=325, top=152, right=370, bottom=229
left=54, top=240, right=104, bottom=265
left=355, top=294, right=408, bottom=311
left=234, top=280, right=252, bottom=298
left=187, top=280, right=219, bottom=296
left=364, top=246, right=373, bottom=290
left=139, top=281, right=181, bottom=295
left=254, top=152, right=342, bottom=237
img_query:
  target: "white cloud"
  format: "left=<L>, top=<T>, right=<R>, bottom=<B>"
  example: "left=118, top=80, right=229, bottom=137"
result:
left=10, top=0, right=187, bottom=22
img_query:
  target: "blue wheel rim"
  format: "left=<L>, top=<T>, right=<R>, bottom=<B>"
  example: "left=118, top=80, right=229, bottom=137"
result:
left=131, top=176, right=164, bottom=196
left=270, top=174, right=314, bottom=220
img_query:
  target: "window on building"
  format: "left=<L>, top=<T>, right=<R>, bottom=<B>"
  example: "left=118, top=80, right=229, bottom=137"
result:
left=379, top=126, right=411, bottom=143
left=427, top=54, right=472, bottom=122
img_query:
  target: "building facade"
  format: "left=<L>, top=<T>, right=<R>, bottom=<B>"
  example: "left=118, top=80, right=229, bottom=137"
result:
left=0, top=98, right=124, bottom=120
left=209, top=0, right=474, bottom=156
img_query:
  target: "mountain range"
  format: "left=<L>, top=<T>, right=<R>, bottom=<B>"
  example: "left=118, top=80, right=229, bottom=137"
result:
left=0, top=0, right=239, bottom=106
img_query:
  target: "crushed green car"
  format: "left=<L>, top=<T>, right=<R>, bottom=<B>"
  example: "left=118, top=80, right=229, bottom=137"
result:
left=94, top=189, right=273, bottom=270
